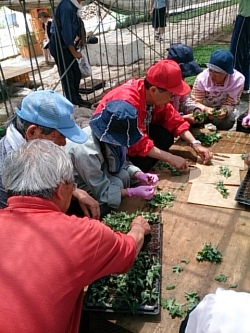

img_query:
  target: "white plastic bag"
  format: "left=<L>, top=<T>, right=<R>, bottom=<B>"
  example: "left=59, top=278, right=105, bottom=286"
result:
left=78, top=48, right=92, bottom=78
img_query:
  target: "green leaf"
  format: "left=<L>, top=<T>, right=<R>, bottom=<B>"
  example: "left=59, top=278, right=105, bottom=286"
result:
left=215, top=273, right=227, bottom=282
left=196, top=243, right=223, bottom=263
left=195, top=131, right=222, bottom=147
left=219, top=166, right=232, bottom=179
left=172, top=265, right=183, bottom=276
left=166, top=284, right=176, bottom=290
left=229, top=283, right=238, bottom=288
left=181, top=258, right=189, bottom=264
left=216, top=180, right=229, bottom=199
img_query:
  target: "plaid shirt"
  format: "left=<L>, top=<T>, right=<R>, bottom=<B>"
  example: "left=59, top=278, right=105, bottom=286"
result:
left=0, top=137, right=9, bottom=208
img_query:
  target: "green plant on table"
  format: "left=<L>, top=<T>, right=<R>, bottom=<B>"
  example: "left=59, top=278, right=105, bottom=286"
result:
left=241, top=152, right=246, bottom=160
left=193, top=110, right=207, bottom=122
left=172, top=264, right=183, bottom=276
left=216, top=180, right=229, bottom=199
left=161, top=297, right=185, bottom=318
left=196, top=243, right=223, bottom=263
left=215, top=273, right=227, bottom=283
left=185, top=291, right=200, bottom=311
left=219, top=166, right=232, bottom=178
left=147, top=192, right=176, bottom=209
left=156, top=161, right=181, bottom=176
left=85, top=210, right=161, bottom=314
left=195, top=132, right=222, bottom=147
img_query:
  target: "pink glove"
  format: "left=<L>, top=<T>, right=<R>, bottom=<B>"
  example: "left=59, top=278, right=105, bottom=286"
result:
left=136, top=172, right=159, bottom=185
left=242, top=115, right=250, bottom=128
left=127, top=185, right=155, bottom=200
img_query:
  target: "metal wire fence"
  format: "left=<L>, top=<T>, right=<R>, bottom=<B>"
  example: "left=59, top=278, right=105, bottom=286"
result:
left=0, top=0, right=238, bottom=119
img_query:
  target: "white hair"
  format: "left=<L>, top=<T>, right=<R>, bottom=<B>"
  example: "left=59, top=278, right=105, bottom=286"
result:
left=2, top=139, right=74, bottom=199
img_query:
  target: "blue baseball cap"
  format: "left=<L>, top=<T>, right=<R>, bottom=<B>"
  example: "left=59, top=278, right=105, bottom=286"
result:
left=90, top=100, right=142, bottom=147
left=17, top=90, right=87, bottom=144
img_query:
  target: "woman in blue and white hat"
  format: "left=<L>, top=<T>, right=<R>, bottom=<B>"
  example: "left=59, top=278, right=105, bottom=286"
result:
left=190, top=49, right=245, bottom=130
left=65, top=100, right=159, bottom=218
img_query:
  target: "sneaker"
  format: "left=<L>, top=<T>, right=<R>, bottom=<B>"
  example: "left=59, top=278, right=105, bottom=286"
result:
left=241, top=92, right=250, bottom=101
left=155, top=34, right=160, bottom=40
left=159, top=37, right=164, bottom=42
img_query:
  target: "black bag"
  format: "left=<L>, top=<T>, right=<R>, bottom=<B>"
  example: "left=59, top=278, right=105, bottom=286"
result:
left=87, top=36, right=98, bottom=44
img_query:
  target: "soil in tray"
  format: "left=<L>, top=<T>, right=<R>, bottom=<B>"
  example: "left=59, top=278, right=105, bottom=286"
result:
left=83, top=221, right=162, bottom=314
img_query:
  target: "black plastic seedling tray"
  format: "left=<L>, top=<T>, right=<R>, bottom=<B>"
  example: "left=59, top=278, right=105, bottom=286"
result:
left=83, top=220, right=162, bottom=315
left=235, top=167, right=250, bottom=205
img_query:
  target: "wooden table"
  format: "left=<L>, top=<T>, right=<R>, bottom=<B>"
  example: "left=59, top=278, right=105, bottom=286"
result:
left=0, top=66, right=32, bottom=83
left=93, top=131, right=250, bottom=333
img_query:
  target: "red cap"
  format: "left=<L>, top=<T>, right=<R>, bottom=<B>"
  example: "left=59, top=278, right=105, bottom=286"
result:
left=146, top=59, right=191, bottom=96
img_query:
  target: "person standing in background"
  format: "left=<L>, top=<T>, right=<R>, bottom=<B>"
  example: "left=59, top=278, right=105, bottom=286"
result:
left=49, top=0, right=90, bottom=107
left=38, top=11, right=53, bottom=64
left=230, top=0, right=250, bottom=101
left=149, top=0, right=169, bottom=42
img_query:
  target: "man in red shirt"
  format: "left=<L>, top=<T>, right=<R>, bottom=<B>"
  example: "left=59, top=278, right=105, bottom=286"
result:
left=95, top=59, right=212, bottom=172
left=0, top=139, right=150, bottom=333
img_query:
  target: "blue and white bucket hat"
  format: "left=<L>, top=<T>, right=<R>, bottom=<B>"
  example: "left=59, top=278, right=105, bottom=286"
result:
left=90, top=100, right=142, bottom=147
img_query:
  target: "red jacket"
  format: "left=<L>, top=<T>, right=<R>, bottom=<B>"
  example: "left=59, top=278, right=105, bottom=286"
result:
left=95, top=79, right=190, bottom=156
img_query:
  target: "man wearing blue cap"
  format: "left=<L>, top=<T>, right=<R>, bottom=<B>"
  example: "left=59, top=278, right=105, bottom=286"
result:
left=65, top=100, right=159, bottom=217
left=0, top=90, right=100, bottom=219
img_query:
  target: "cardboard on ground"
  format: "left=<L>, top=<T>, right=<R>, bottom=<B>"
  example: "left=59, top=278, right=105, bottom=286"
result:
left=197, top=154, right=245, bottom=170
left=189, top=164, right=241, bottom=185
left=188, top=183, right=243, bottom=210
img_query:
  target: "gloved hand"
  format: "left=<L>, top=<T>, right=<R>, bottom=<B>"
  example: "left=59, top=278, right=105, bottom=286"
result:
left=127, top=185, right=155, bottom=200
left=242, top=114, right=250, bottom=128
left=136, top=172, right=159, bottom=185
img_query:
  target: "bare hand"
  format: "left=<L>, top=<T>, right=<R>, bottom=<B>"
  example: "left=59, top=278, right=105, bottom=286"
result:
left=192, top=145, right=213, bottom=164
left=168, top=155, right=189, bottom=169
left=131, top=216, right=151, bottom=235
left=73, top=188, right=100, bottom=219
left=206, top=108, right=215, bottom=120
left=216, top=108, right=227, bottom=120
left=74, top=50, right=82, bottom=59
left=245, top=153, right=250, bottom=166
left=183, top=114, right=196, bottom=124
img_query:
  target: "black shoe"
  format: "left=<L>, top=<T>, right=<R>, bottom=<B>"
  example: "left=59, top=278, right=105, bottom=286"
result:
left=77, top=98, right=91, bottom=108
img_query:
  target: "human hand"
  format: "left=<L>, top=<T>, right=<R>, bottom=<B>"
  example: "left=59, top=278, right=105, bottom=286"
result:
left=131, top=215, right=151, bottom=235
left=168, top=155, right=189, bottom=170
left=183, top=114, right=197, bottom=124
left=73, top=188, right=100, bottom=219
left=206, top=107, right=215, bottom=120
left=74, top=50, right=82, bottom=59
left=192, top=145, right=213, bottom=164
left=127, top=185, right=155, bottom=200
left=245, top=153, right=250, bottom=165
left=216, top=108, right=228, bottom=120
left=136, top=171, right=159, bottom=185
left=242, top=114, right=250, bottom=128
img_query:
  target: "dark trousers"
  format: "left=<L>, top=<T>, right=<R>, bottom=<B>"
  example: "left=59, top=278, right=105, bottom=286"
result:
left=49, top=34, right=81, bottom=104
left=66, top=199, right=112, bottom=220
left=230, top=15, right=250, bottom=91
left=128, top=123, right=174, bottom=172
